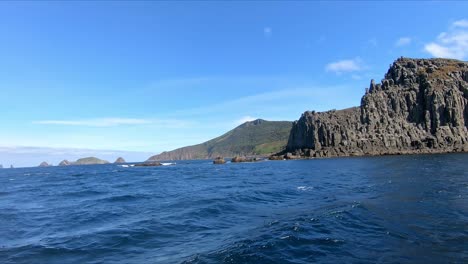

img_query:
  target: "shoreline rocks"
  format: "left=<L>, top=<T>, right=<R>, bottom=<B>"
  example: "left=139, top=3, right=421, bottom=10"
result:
left=134, top=161, right=162, bottom=167
left=231, top=156, right=264, bottom=163
left=213, top=157, right=226, bottom=164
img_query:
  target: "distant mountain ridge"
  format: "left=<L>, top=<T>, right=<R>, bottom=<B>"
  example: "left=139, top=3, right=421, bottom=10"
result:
left=148, top=119, right=292, bottom=161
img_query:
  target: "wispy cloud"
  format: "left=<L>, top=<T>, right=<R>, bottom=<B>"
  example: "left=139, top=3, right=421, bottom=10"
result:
left=325, top=58, right=364, bottom=74
left=351, top=74, right=363, bottom=80
left=424, top=19, right=468, bottom=60
left=395, top=37, right=412, bottom=47
left=264, top=27, right=272, bottom=37
left=452, top=19, right=468, bottom=28
left=234, top=116, right=257, bottom=126
left=34, top=118, right=151, bottom=127
left=172, top=84, right=358, bottom=121
left=33, top=118, right=191, bottom=128
left=368, top=38, right=378, bottom=47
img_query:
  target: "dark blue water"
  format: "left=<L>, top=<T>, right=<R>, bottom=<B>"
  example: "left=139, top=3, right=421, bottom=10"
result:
left=1, top=154, right=467, bottom=264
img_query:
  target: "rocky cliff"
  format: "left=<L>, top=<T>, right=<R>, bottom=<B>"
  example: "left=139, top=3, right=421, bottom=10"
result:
left=278, top=57, right=468, bottom=158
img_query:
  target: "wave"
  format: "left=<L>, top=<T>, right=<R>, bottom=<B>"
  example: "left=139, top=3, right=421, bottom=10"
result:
left=119, top=164, right=135, bottom=168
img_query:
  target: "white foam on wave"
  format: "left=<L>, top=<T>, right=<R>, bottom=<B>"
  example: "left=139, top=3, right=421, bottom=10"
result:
left=119, top=164, right=136, bottom=168
left=161, top=162, right=176, bottom=166
left=297, top=186, right=314, bottom=191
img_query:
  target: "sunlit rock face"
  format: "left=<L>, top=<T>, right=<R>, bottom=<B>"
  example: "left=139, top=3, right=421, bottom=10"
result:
left=285, top=58, right=468, bottom=158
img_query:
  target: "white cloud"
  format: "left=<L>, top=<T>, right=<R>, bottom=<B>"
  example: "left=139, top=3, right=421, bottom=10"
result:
left=424, top=20, right=468, bottom=60
left=351, top=74, right=363, bottom=80
left=34, top=118, right=151, bottom=127
left=325, top=58, right=363, bottom=74
left=395, top=37, right=412, bottom=47
left=452, top=19, right=468, bottom=28
left=33, top=118, right=191, bottom=128
left=234, top=116, right=257, bottom=126
left=264, top=27, right=272, bottom=37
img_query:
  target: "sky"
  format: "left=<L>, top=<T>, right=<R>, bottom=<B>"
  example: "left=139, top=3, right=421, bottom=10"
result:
left=0, top=1, right=467, bottom=167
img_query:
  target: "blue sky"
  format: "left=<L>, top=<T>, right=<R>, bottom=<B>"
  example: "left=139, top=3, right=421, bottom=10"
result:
left=0, top=1, right=467, bottom=167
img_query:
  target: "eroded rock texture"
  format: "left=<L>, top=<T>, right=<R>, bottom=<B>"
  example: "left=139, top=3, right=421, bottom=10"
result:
left=282, top=57, right=468, bottom=158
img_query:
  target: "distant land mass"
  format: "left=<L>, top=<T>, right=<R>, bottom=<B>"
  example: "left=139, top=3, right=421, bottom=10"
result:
left=148, top=119, right=292, bottom=161
left=59, top=157, right=110, bottom=166
left=273, top=57, right=468, bottom=159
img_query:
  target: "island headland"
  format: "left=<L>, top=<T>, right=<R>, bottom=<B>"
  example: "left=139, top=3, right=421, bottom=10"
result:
left=58, top=157, right=110, bottom=166
left=271, top=57, right=468, bottom=159
left=147, top=119, right=292, bottom=161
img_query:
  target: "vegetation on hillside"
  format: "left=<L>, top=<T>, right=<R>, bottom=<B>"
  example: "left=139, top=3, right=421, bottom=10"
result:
left=148, top=119, right=292, bottom=160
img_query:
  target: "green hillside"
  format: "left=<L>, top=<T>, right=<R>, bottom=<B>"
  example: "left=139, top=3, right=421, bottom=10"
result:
left=147, top=119, right=292, bottom=161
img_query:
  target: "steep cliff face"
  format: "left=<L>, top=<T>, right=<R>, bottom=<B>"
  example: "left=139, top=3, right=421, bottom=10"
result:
left=284, top=58, right=468, bottom=158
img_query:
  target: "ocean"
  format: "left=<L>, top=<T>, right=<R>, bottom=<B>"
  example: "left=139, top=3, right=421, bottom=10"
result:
left=1, top=154, right=467, bottom=263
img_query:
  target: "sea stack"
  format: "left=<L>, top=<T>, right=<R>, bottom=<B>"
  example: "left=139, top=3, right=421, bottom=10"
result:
left=114, top=157, right=126, bottom=163
left=39, top=162, right=50, bottom=167
left=274, top=57, right=468, bottom=159
left=59, top=160, right=71, bottom=166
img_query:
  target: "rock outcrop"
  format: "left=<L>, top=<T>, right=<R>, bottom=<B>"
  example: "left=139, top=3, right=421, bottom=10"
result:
left=39, top=162, right=50, bottom=167
left=134, top=161, right=161, bottom=167
left=213, top=157, right=226, bottom=164
left=114, top=157, right=126, bottom=163
left=231, top=156, right=264, bottom=163
left=274, top=58, right=468, bottom=159
left=59, top=160, right=71, bottom=166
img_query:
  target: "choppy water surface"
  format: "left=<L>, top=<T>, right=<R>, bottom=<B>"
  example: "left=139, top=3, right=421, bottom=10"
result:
left=1, top=154, right=467, bottom=263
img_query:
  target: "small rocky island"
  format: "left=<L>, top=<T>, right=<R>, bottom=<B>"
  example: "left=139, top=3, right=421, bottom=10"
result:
left=114, top=157, right=126, bottom=164
left=134, top=161, right=162, bottom=167
left=59, top=160, right=71, bottom=166
left=213, top=157, right=226, bottom=164
left=272, top=57, right=468, bottom=159
left=58, top=157, right=109, bottom=166
left=38, top=162, right=50, bottom=167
